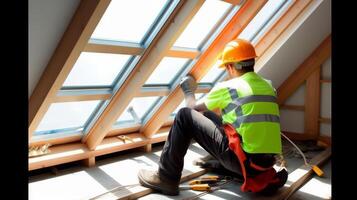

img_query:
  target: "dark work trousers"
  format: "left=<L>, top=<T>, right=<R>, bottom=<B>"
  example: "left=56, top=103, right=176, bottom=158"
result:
left=158, top=107, right=243, bottom=182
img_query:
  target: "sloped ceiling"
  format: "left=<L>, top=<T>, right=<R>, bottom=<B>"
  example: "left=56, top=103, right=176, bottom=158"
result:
left=28, top=0, right=80, bottom=97
left=258, top=0, right=331, bottom=88
left=28, top=0, right=331, bottom=97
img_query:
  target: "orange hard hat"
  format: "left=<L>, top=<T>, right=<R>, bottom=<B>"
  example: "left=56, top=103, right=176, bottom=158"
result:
left=218, top=38, right=257, bottom=68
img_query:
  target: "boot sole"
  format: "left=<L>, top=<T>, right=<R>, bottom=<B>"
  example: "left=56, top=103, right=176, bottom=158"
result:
left=138, top=173, right=179, bottom=196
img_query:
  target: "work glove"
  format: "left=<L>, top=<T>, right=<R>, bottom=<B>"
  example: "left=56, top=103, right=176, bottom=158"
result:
left=179, top=75, right=197, bottom=96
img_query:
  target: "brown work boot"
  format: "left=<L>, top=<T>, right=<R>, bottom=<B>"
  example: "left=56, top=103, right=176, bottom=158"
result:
left=138, top=169, right=179, bottom=195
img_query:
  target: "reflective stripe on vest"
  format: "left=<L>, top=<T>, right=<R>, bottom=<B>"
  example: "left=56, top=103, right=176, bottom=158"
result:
left=224, top=87, right=279, bottom=129
left=228, top=88, right=239, bottom=100
left=231, top=114, right=280, bottom=129
left=223, top=95, right=277, bottom=114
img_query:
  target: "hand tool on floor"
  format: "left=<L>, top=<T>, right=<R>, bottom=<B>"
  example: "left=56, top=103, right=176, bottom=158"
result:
left=180, top=183, right=211, bottom=191
left=180, top=175, right=233, bottom=192
left=182, top=178, right=234, bottom=200
left=188, top=175, right=231, bottom=185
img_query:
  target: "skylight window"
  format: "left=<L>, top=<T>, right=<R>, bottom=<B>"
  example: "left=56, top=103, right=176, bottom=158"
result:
left=62, top=52, right=131, bottom=88
left=91, top=0, right=168, bottom=43
left=35, top=100, right=101, bottom=135
left=173, top=0, right=231, bottom=49
left=145, top=57, right=189, bottom=85
left=116, top=97, right=160, bottom=125
left=238, top=0, right=287, bottom=42
left=251, top=0, right=292, bottom=44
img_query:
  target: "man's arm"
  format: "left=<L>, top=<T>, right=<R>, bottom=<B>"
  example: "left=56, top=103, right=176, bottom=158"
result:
left=180, top=75, right=208, bottom=112
left=183, top=94, right=209, bottom=112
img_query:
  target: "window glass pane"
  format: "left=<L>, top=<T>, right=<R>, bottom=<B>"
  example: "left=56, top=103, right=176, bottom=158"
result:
left=145, top=57, right=189, bottom=85
left=173, top=0, right=230, bottom=49
left=251, top=0, right=292, bottom=44
left=35, top=100, right=101, bottom=135
left=238, top=0, right=286, bottom=41
left=200, top=63, right=225, bottom=83
left=117, top=109, right=134, bottom=122
left=116, top=97, right=160, bottom=124
left=63, top=52, right=131, bottom=87
left=91, top=0, right=167, bottom=43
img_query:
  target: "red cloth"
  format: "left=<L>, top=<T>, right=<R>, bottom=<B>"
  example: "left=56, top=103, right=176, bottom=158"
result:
left=223, top=124, right=280, bottom=192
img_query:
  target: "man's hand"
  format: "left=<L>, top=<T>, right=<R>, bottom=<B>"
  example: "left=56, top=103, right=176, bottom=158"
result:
left=179, top=75, right=197, bottom=96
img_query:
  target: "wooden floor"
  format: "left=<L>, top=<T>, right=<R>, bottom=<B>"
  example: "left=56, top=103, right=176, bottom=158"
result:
left=29, top=142, right=331, bottom=200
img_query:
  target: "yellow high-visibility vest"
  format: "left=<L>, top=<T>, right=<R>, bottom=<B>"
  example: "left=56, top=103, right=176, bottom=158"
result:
left=204, top=72, right=281, bottom=154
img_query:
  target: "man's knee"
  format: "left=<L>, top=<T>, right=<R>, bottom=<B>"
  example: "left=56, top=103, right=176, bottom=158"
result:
left=176, top=107, right=192, bottom=119
left=175, top=107, right=196, bottom=129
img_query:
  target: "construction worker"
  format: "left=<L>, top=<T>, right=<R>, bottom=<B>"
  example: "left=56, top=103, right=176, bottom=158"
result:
left=138, top=39, right=288, bottom=195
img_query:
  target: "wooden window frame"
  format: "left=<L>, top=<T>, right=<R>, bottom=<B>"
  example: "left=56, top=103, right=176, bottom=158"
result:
left=29, top=0, right=112, bottom=139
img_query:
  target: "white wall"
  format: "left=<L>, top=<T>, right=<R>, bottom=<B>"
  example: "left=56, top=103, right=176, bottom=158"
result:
left=320, top=57, right=331, bottom=136
left=278, top=57, right=331, bottom=136
left=279, top=84, right=305, bottom=133
left=29, top=0, right=80, bottom=97
left=258, top=0, right=331, bottom=89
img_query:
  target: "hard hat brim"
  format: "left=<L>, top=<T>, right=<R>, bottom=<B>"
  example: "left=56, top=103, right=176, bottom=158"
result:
left=218, top=55, right=257, bottom=68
